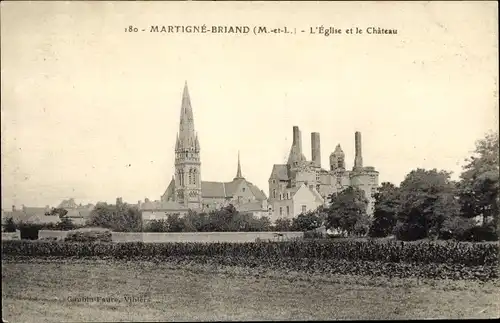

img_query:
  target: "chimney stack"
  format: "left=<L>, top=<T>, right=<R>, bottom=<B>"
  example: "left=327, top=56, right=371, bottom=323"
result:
left=354, top=131, right=363, bottom=170
left=292, top=126, right=303, bottom=154
left=311, top=132, right=321, bottom=167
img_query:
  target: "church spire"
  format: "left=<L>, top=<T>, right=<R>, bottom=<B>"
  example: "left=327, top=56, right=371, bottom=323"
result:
left=177, top=81, right=196, bottom=151
left=234, top=150, right=243, bottom=179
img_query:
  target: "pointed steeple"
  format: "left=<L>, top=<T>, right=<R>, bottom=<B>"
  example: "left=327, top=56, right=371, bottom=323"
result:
left=234, top=151, right=243, bottom=180
left=177, top=81, right=197, bottom=151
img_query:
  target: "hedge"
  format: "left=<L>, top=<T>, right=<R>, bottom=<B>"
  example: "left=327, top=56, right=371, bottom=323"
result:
left=2, top=239, right=497, bottom=267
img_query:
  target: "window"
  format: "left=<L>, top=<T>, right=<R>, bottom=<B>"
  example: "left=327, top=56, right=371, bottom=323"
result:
left=273, top=189, right=276, bottom=199
left=316, top=174, right=320, bottom=181
left=242, top=187, right=246, bottom=192
left=338, top=159, right=343, bottom=168
left=272, top=180, right=276, bottom=184
left=316, top=184, right=320, bottom=191
left=286, top=206, right=290, bottom=215
left=302, top=205, right=306, bottom=213
left=279, top=207, right=283, bottom=216
left=188, top=170, right=193, bottom=184
left=193, top=169, right=197, bottom=184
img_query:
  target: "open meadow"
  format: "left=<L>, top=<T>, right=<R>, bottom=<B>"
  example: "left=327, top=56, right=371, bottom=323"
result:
left=2, top=238, right=499, bottom=322
left=2, top=257, right=500, bottom=322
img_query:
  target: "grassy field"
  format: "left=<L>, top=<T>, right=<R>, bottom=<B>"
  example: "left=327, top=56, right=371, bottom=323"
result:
left=2, top=258, right=499, bottom=322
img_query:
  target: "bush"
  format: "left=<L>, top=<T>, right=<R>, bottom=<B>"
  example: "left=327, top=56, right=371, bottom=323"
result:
left=469, top=225, right=498, bottom=242
left=17, top=223, right=48, bottom=240
left=393, top=222, right=427, bottom=241
left=56, top=217, right=75, bottom=231
left=304, top=230, right=324, bottom=239
left=64, top=229, right=112, bottom=243
left=145, top=220, right=169, bottom=232
left=439, top=216, right=477, bottom=241
left=40, top=236, right=58, bottom=241
left=4, top=217, right=17, bottom=232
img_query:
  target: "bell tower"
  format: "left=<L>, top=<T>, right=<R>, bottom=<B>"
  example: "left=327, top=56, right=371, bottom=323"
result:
left=174, top=82, right=202, bottom=209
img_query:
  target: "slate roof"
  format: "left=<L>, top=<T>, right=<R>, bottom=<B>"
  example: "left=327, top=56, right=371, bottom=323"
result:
left=309, top=187, right=325, bottom=203
left=58, top=198, right=79, bottom=209
left=159, top=176, right=267, bottom=205
left=270, top=164, right=290, bottom=181
left=201, top=181, right=226, bottom=198
left=1, top=210, right=60, bottom=225
left=22, top=207, right=50, bottom=216
left=247, top=183, right=267, bottom=200
left=141, top=200, right=187, bottom=211
left=161, top=178, right=176, bottom=201
left=201, top=179, right=267, bottom=200
left=65, top=209, right=92, bottom=219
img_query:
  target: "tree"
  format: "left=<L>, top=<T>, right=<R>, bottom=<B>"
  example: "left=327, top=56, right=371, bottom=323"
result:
left=253, top=216, right=272, bottom=232
left=395, top=168, right=460, bottom=240
left=326, top=186, right=368, bottom=235
left=88, top=202, right=142, bottom=232
left=291, top=212, right=322, bottom=232
left=182, top=210, right=209, bottom=232
left=458, top=132, right=499, bottom=230
left=166, top=213, right=185, bottom=232
left=45, top=207, right=74, bottom=230
left=440, top=216, right=477, bottom=241
left=119, top=206, right=142, bottom=232
left=45, top=207, right=69, bottom=218
left=88, top=204, right=115, bottom=229
left=274, top=218, right=292, bottom=231
left=369, top=182, right=399, bottom=237
left=205, top=204, right=240, bottom=232
left=146, top=219, right=169, bottom=232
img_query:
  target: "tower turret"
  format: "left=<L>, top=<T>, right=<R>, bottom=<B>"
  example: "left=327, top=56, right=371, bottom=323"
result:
left=329, top=144, right=345, bottom=171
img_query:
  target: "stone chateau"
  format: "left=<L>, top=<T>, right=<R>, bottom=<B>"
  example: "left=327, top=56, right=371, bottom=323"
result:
left=267, top=127, right=379, bottom=220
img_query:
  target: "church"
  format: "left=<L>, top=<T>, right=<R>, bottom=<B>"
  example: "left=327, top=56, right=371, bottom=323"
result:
left=140, top=83, right=269, bottom=223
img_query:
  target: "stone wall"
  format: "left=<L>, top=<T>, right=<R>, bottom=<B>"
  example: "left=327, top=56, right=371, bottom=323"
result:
left=37, top=230, right=304, bottom=243
left=139, top=231, right=303, bottom=243
left=38, top=230, right=69, bottom=240
left=1, top=230, right=20, bottom=240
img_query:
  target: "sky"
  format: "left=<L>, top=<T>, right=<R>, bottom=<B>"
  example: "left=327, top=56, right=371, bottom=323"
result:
left=1, top=1, right=498, bottom=208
